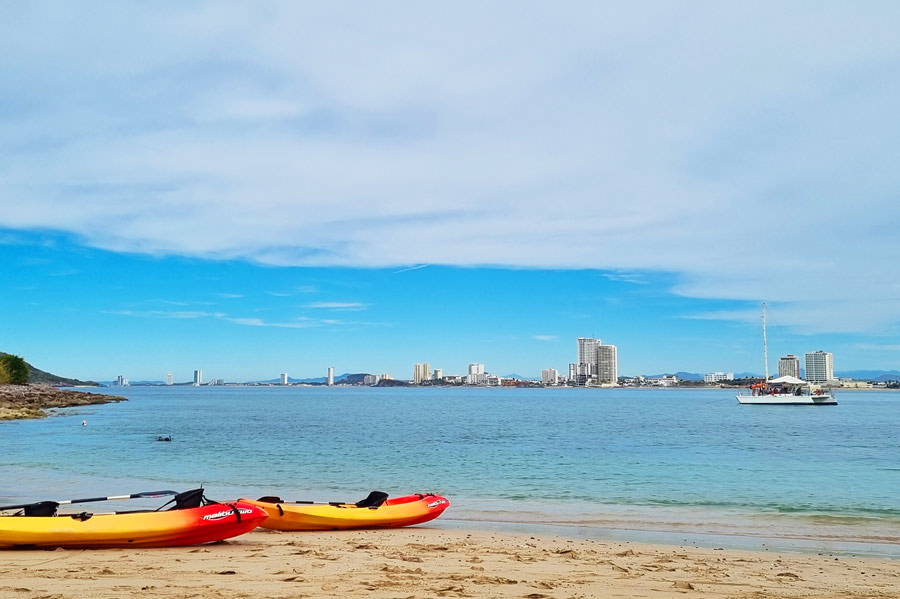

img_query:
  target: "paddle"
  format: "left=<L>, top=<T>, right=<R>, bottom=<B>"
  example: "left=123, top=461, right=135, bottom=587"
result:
left=256, top=491, right=389, bottom=508
left=0, top=490, right=179, bottom=512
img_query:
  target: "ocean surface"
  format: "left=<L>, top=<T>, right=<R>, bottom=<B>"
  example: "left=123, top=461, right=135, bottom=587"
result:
left=2, top=386, right=899, bottom=556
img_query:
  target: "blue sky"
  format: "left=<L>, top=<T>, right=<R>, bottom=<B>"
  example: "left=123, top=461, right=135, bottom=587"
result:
left=2, top=2, right=899, bottom=381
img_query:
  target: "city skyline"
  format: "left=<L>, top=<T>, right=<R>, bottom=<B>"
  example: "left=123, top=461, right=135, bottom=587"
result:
left=2, top=4, right=899, bottom=381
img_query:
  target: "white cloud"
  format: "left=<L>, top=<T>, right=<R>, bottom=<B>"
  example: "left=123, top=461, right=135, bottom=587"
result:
left=2, top=2, right=900, bottom=333
left=534, top=335, right=559, bottom=342
left=305, top=301, right=368, bottom=311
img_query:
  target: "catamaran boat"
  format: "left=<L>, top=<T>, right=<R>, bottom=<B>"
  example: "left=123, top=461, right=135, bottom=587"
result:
left=735, top=303, right=837, bottom=405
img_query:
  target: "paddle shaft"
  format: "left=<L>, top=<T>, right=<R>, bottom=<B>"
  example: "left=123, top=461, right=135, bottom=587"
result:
left=0, top=490, right=178, bottom=512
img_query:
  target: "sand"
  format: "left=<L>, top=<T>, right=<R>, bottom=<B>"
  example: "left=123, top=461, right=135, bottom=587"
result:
left=1, top=527, right=898, bottom=599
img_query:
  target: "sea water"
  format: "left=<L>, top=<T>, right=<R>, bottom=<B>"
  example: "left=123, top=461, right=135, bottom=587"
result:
left=2, top=386, right=898, bottom=556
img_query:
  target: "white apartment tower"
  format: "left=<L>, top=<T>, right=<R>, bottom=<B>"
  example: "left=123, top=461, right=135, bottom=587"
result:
left=541, top=368, right=559, bottom=385
left=193, top=370, right=202, bottom=386
left=467, top=363, right=486, bottom=385
left=596, top=345, right=618, bottom=384
left=804, top=351, right=834, bottom=383
left=166, top=372, right=173, bottom=386
left=327, top=367, right=335, bottom=386
left=413, top=363, right=431, bottom=385
left=280, top=373, right=288, bottom=385
left=778, top=355, right=801, bottom=379
left=571, top=337, right=618, bottom=386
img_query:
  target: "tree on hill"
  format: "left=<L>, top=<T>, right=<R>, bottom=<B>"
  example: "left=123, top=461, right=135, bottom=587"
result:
left=0, top=354, right=29, bottom=385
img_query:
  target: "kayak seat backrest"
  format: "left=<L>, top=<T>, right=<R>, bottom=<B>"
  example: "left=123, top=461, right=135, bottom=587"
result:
left=172, top=488, right=205, bottom=510
left=257, top=496, right=283, bottom=504
left=24, top=501, right=59, bottom=517
left=355, top=491, right=389, bottom=508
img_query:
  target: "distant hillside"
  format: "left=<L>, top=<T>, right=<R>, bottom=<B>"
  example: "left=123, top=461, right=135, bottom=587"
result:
left=1, top=352, right=97, bottom=387
left=836, top=370, right=900, bottom=381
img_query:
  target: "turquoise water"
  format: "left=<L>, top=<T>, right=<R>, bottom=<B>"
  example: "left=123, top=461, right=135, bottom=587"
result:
left=2, top=386, right=899, bottom=554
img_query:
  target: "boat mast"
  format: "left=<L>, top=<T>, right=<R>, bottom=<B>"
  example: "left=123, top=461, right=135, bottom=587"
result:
left=761, top=302, right=769, bottom=382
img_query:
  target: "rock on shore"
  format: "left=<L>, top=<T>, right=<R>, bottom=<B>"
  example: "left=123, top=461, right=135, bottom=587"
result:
left=0, top=384, right=126, bottom=420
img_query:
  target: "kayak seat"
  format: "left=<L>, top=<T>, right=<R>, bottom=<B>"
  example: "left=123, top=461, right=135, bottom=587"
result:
left=23, top=501, right=59, bottom=517
left=257, top=496, right=283, bottom=504
left=355, top=491, right=389, bottom=508
left=174, top=489, right=205, bottom=510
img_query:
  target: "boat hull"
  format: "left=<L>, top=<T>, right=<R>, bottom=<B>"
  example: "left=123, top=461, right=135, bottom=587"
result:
left=736, top=393, right=837, bottom=405
left=243, top=493, right=450, bottom=531
left=0, top=501, right=268, bottom=548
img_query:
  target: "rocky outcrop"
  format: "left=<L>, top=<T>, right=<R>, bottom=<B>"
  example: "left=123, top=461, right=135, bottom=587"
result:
left=0, top=385, right=126, bottom=420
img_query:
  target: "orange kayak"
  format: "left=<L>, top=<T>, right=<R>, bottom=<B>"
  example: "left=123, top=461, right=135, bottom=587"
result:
left=0, top=491, right=267, bottom=548
left=242, top=491, right=449, bottom=531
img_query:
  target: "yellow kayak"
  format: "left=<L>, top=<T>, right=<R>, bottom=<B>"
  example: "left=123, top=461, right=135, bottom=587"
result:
left=0, top=490, right=268, bottom=548
left=242, top=491, right=449, bottom=531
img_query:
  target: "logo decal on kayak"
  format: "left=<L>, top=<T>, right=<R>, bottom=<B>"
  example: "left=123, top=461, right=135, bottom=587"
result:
left=427, top=499, right=448, bottom=508
left=202, top=508, right=256, bottom=521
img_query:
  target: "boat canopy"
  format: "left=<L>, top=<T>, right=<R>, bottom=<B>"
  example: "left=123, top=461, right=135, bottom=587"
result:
left=767, top=375, right=806, bottom=385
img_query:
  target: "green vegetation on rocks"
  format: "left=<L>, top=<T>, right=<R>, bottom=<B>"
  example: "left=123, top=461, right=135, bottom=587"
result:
left=0, top=354, right=29, bottom=385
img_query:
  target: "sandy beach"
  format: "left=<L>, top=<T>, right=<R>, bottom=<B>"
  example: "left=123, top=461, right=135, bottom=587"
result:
left=2, top=527, right=898, bottom=599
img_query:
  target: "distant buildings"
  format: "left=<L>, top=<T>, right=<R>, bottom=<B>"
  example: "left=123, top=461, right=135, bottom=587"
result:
left=280, top=373, right=288, bottom=385
left=166, top=372, right=173, bottom=386
left=541, top=368, right=559, bottom=385
left=467, top=363, right=486, bottom=385
left=778, top=355, right=801, bottom=379
left=805, top=351, right=834, bottom=383
left=327, top=367, right=334, bottom=386
left=115, top=375, right=129, bottom=386
left=193, top=370, right=202, bottom=386
left=569, top=337, right=618, bottom=386
left=413, top=363, right=431, bottom=384
left=704, top=372, right=734, bottom=383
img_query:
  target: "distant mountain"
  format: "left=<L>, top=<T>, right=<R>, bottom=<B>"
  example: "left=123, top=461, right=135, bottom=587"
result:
left=503, top=373, right=539, bottom=381
left=836, top=370, right=900, bottom=381
left=1, top=352, right=97, bottom=386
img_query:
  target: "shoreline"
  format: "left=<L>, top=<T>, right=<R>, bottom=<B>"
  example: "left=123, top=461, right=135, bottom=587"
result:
left=2, top=527, right=898, bottom=598
left=0, top=384, right=126, bottom=420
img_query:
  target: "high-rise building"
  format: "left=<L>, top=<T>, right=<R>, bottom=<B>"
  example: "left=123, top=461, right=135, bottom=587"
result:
left=467, top=363, right=486, bottom=385
left=571, top=337, right=618, bottom=386
left=166, top=372, right=173, bottom=386
left=432, top=368, right=443, bottom=381
left=280, top=373, right=288, bottom=385
left=193, top=370, right=202, bottom=386
left=413, top=362, right=431, bottom=384
left=327, top=367, right=334, bottom=386
left=804, top=351, right=834, bottom=383
left=596, top=345, right=618, bottom=384
left=778, top=355, right=801, bottom=379
left=116, top=375, right=129, bottom=386
left=541, top=368, right=559, bottom=385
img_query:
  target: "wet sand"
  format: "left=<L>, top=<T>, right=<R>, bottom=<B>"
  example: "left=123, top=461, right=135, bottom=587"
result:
left=2, top=527, right=898, bottom=599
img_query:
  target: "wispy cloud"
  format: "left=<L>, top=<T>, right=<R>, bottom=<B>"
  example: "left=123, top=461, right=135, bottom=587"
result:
left=109, top=310, right=226, bottom=320
left=1, top=4, right=899, bottom=334
left=604, top=273, right=648, bottom=285
left=216, top=293, right=243, bottom=299
left=394, top=264, right=430, bottom=274
left=305, top=301, right=368, bottom=311
left=534, top=335, right=559, bottom=341
left=223, top=317, right=318, bottom=329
